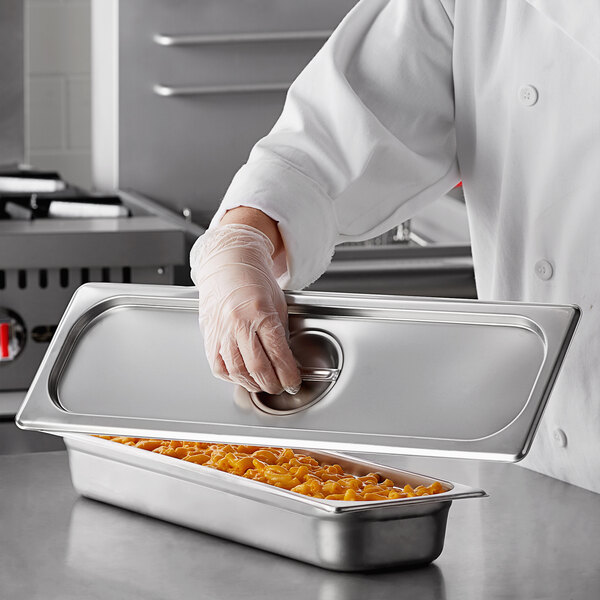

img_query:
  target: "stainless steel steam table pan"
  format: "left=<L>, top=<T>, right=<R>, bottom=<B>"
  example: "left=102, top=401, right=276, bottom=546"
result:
left=63, top=433, right=485, bottom=571
left=17, top=284, right=578, bottom=569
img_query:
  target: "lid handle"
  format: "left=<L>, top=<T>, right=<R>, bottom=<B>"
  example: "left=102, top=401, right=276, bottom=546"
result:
left=299, top=366, right=340, bottom=383
left=250, top=329, right=343, bottom=415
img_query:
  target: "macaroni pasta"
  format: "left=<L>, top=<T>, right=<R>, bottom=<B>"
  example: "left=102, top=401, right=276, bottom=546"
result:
left=98, top=436, right=446, bottom=501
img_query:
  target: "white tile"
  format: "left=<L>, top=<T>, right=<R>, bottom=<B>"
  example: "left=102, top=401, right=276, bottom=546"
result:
left=67, top=77, right=91, bottom=149
left=27, top=76, right=66, bottom=151
left=29, top=151, right=92, bottom=188
left=28, top=2, right=91, bottom=75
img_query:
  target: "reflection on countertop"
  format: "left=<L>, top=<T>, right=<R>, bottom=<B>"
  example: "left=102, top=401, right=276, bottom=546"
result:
left=66, top=496, right=446, bottom=600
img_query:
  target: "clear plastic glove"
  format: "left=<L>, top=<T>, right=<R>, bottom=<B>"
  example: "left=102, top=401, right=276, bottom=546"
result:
left=190, top=224, right=302, bottom=395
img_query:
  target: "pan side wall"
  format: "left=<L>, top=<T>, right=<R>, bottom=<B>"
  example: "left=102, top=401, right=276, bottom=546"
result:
left=66, top=442, right=449, bottom=571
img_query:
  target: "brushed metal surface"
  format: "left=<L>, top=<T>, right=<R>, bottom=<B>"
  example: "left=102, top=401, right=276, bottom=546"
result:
left=17, top=284, right=579, bottom=461
left=63, top=434, right=484, bottom=571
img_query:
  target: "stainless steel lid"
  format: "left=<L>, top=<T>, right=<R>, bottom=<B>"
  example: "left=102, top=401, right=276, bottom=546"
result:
left=17, top=283, right=580, bottom=461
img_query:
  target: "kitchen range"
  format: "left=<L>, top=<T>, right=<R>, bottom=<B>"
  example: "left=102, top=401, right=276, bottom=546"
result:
left=2, top=2, right=600, bottom=599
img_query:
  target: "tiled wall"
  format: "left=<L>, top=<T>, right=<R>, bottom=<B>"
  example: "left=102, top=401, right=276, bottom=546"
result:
left=25, top=0, right=92, bottom=188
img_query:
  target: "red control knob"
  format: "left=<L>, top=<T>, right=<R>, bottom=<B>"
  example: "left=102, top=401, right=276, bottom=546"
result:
left=0, top=310, right=26, bottom=362
left=0, top=322, right=9, bottom=359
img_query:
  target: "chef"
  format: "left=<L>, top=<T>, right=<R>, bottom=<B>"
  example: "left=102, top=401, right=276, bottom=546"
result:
left=191, top=0, right=600, bottom=493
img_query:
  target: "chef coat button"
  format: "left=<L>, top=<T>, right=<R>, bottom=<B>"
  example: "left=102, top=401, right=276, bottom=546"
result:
left=518, top=85, right=539, bottom=106
left=534, top=259, right=553, bottom=280
left=553, top=428, right=568, bottom=448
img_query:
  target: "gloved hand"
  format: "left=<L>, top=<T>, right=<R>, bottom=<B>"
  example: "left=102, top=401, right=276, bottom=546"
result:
left=190, top=223, right=302, bottom=395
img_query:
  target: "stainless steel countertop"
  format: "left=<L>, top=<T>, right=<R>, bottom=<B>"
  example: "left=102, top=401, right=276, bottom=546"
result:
left=1, top=450, right=599, bottom=600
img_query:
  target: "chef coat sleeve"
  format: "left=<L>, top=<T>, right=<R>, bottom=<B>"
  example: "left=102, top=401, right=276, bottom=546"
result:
left=211, top=0, right=459, bottom=290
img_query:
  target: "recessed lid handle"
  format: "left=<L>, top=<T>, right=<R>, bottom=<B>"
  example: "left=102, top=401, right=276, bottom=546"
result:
left=251, top=329, right=343, bottom=415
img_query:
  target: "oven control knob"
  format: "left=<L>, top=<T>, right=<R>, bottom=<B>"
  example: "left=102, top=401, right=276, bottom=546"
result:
left=0, top=309, right=26, bottom=362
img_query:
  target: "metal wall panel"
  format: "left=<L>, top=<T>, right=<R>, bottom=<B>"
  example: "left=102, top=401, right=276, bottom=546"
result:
left=118, top=0, right=358, bottom=225
left=0, top=0, right=24, bottom=166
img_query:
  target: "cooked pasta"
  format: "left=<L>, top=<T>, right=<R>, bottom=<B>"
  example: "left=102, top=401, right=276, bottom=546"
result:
left=97, top=436, right=446, bottom=501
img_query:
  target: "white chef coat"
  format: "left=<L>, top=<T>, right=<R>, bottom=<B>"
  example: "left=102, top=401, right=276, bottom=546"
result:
left=211, top=0, right=600, bottom=493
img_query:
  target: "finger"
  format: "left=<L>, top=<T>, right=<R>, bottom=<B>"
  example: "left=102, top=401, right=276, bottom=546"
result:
left=257, top=317, right=302, bottom=394
left=237, top=326, right=284, bottom=395
left=213, top=353, right=230, bottom=381
left=220, top=340, right=262, bottom=393
left=202, top=330, right=233, bottom=382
